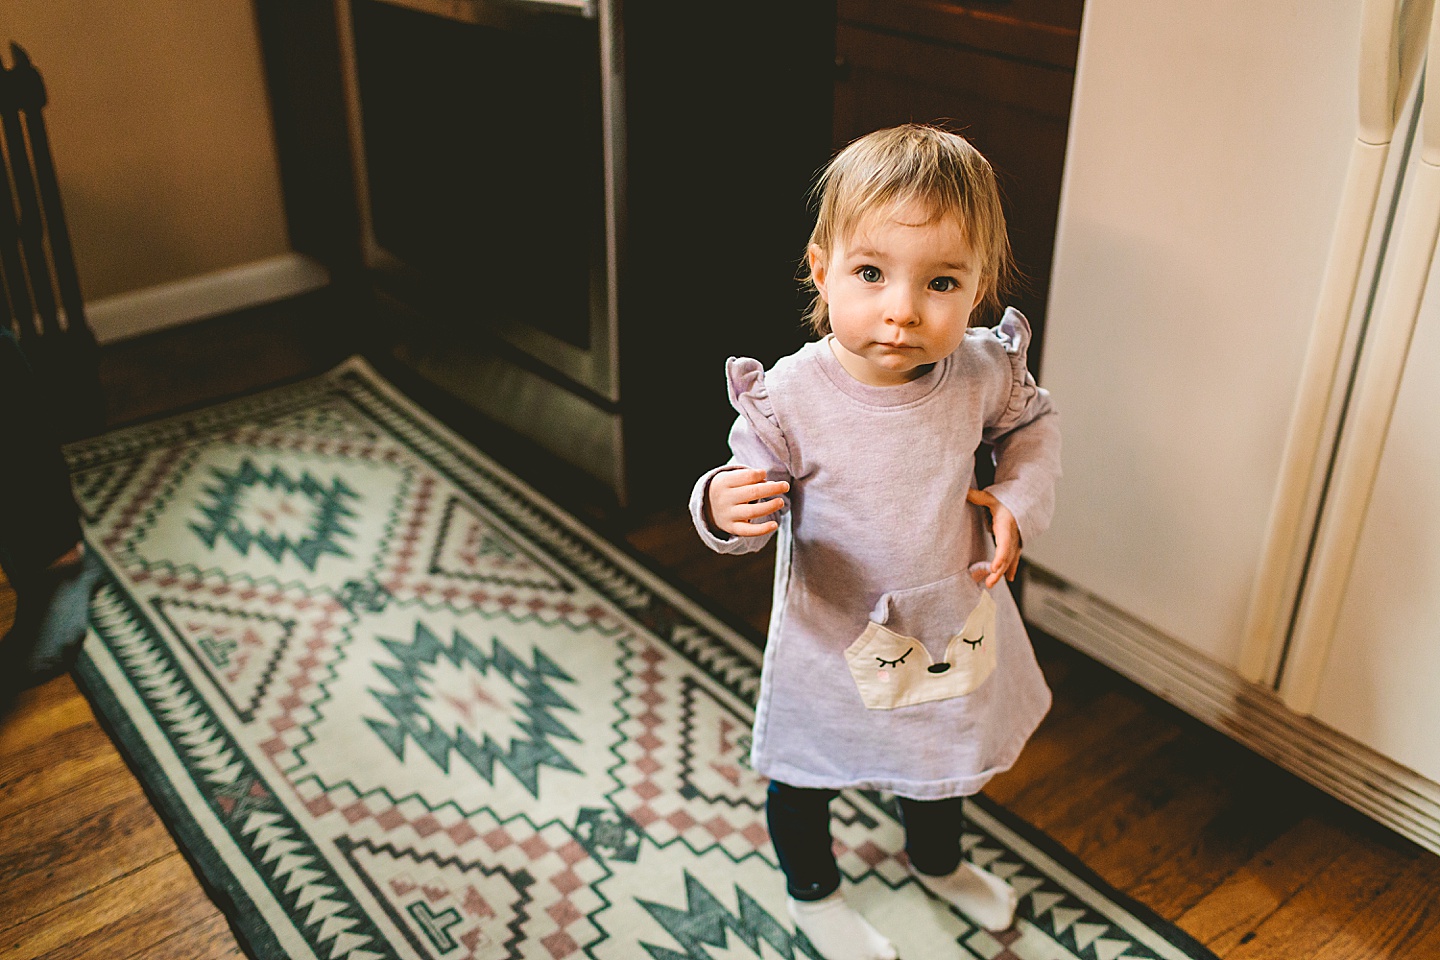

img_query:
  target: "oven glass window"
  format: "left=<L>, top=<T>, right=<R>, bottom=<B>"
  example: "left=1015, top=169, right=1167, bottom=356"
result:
left=353, top=0, right=605, bottom=351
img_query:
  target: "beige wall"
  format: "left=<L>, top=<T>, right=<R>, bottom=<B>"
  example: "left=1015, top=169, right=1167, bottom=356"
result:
left=2, top=0, right=290, bottom=301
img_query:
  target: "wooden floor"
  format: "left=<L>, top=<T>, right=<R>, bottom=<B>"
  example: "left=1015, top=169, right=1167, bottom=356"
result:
left=3, top=292, right=1439, bottom=959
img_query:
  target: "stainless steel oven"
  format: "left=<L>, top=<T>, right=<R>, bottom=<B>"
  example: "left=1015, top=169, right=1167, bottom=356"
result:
left=336, top=0, right=834, bottom=504
left=337, top=0, right=627, bottom=488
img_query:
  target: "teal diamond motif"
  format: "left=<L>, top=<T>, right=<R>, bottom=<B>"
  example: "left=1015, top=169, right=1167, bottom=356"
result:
left=189, top=459, right=359, bottom=572
left=639, top=872, right=823, bottom=960
left=366, top=621, right=582, bottom=798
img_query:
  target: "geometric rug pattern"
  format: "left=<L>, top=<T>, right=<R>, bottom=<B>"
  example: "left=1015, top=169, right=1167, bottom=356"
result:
left=67, top=357, right=1215, bottom=960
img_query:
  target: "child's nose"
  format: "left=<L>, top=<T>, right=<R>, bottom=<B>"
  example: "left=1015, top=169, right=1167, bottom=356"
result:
left=885, top=290, right=920, bottom=326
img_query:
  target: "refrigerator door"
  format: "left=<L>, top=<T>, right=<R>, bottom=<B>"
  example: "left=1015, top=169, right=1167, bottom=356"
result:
left=1306, top=220, right=1440, bottom=787
left=1029, top=1, right=1390, bottom=669
left=1283, top=8, right=1440, bottom=788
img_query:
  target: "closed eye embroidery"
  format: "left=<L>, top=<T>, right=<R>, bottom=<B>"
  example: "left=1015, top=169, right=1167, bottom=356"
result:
left=962, top=635, right=984, bottom=650
left=876, top=648, right=913, bottom=668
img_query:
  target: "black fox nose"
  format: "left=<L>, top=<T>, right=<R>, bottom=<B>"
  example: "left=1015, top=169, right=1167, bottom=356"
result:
left=927, top=663, right=951, bottom=674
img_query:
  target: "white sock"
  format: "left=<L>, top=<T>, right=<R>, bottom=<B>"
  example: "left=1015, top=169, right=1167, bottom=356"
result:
left=787, top=891, right=898, bottom=960
left=913, top=862, right=1018, bottom=931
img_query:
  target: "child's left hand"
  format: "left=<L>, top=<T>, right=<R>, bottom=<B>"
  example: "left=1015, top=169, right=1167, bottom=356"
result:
left=966, top=489, right=1021, bottom=588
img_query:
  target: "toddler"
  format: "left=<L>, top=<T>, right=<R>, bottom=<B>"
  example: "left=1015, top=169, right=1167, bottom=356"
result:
left=690, top=124, right=1061, bottom=960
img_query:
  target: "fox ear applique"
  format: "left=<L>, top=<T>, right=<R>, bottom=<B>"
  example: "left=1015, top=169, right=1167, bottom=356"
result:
left=845, top=590, right=999, bottom=710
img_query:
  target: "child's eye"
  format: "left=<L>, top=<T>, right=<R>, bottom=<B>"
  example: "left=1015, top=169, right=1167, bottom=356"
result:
left=875, top=648, right=913, bottom=668
left=858, top=265, right=882, bottom=283
left=929, top=276, right=958, bottom=292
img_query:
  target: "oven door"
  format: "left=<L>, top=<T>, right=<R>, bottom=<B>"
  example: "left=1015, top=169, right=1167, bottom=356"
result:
left=340, top=0, right=620, bottom=402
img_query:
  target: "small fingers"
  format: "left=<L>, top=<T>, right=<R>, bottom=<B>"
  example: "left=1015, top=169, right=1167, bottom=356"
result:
left=975, top=536, right=1020, bottom=588
left=965, top=488, right=1021, bottom=587
left=985, top=545, right=1021, bottom=587
left=736, top=497, right=785, bottom=521
left=714, top=472, right=789, bottom=501
left=975, top=563, right=1004, bottom=588
left=712, top=470, right=788, bottom=538
left=724, top=518, right=780, bottom=537
left=966, top=487, right=998, bottom=509
left=989, top=545, right=1014, bottom=588
left=745, top=480, right=791, bottom=501
left=715, top=468, right=774, bottom=489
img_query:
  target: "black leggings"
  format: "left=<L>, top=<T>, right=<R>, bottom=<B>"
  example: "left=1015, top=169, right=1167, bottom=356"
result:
left=766, top=780, right=965, bottom=901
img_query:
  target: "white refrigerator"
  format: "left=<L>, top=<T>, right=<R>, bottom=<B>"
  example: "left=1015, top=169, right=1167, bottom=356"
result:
left=1024, top=0, right=1440, bottom=855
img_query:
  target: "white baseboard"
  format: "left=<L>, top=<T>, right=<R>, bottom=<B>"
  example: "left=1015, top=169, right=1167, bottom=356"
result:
left=87, top=253, right=330, bottom=345
left=1022, top=566, right=1440, bottom=856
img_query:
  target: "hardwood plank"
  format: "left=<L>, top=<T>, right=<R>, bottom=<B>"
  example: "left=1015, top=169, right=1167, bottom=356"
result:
left=0, top=753, right=176, bottom=927
left=124, top=908, right=247, bottom=960
left=1225, top=846, right=1404, bottom=959
left=982, top=653, right=1137, bottom=810
left=1048, top=735, right=1245, bottom=894
left=627, top=522, right=778, bottom=636
left=0, top=702, right=128, bottom=813
left=0, top=852, right=233, bottom=960
left=984, top=688, right=1168, bottom=814
left=1175, top=816, right=1353, bottom=954
left=0, top=675, right=93, bottom=758
left=1181, top=817, right=1408, bottom=957
left=1044, top=719, right=1320, bottom=906
left=1014, top=720, right=1182, bottom=859
left=1121, top=769, right=1315, bottom=921
left=95, top=290, right=350, bottom=430
left=622, top=505, right=705, bottom=565
left=1310, top=850, right=1440, bottom=959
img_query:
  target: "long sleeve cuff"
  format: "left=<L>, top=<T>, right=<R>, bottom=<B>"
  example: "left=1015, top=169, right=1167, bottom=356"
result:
left=984, top=478, right=1055, bottom=548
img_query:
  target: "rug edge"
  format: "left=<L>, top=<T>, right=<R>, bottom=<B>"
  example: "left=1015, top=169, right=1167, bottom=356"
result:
left=73, top=583, right=296, bottom=960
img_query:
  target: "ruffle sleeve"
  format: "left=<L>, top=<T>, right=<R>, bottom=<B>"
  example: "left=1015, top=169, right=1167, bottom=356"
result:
left=980, top=307, right=1061, bottom=546
left=727, top=357, right=793, bottom=474
left=688, top=358, right=794, bottom=555
left=988, top=307, right=1042, bottom=435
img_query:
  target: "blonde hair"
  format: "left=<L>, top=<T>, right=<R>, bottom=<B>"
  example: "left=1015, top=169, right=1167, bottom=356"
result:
left=802, top=124, right=1014, bottom=336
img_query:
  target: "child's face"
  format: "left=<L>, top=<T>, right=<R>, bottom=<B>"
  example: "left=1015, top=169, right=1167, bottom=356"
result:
left=809, top=202, right=984, bottom=387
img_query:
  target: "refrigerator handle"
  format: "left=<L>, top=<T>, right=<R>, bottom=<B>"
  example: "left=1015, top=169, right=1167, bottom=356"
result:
left=1236, top=0, right=1427, bottom=684
left=1358, top=0, right=1407, bottom=144
left=1427, top=28, right=1440, bottom=163
left=1279, top=8, right=1440, bottom=715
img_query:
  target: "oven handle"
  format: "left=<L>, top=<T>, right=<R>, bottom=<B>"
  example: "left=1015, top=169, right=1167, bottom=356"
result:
left=368, top=0, right=597, bottom=22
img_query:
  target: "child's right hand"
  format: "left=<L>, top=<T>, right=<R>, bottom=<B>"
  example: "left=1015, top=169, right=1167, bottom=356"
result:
left=707, top=468, right=790, bottom=537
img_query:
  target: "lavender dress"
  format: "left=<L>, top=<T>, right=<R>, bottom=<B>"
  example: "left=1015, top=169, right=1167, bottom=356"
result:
left=690, top=309, right=1061, bottom=800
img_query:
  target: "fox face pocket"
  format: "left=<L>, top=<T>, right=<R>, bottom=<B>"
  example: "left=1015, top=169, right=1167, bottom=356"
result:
left=844, top=577, right=998, bottom=711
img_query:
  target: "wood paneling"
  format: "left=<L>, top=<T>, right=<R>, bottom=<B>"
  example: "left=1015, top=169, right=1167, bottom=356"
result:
left=831, top=3, right=1080, bottom=365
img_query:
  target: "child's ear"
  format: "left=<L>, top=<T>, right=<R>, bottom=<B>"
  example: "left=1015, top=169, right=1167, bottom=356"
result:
left=970, top=275, right=990, bottom=316
left=807, top=243, right=830, bottom=301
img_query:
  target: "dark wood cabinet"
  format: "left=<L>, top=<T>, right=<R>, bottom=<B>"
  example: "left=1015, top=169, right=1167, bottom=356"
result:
left=832, top=0, right=1082, bottom=369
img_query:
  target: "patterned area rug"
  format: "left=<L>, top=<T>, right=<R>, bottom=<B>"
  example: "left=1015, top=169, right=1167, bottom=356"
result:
left=67, top=358, right=1214, bottom=960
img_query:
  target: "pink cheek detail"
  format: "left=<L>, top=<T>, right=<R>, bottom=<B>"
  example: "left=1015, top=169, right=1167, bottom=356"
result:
left=876, top=670, right=890, bottom=682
